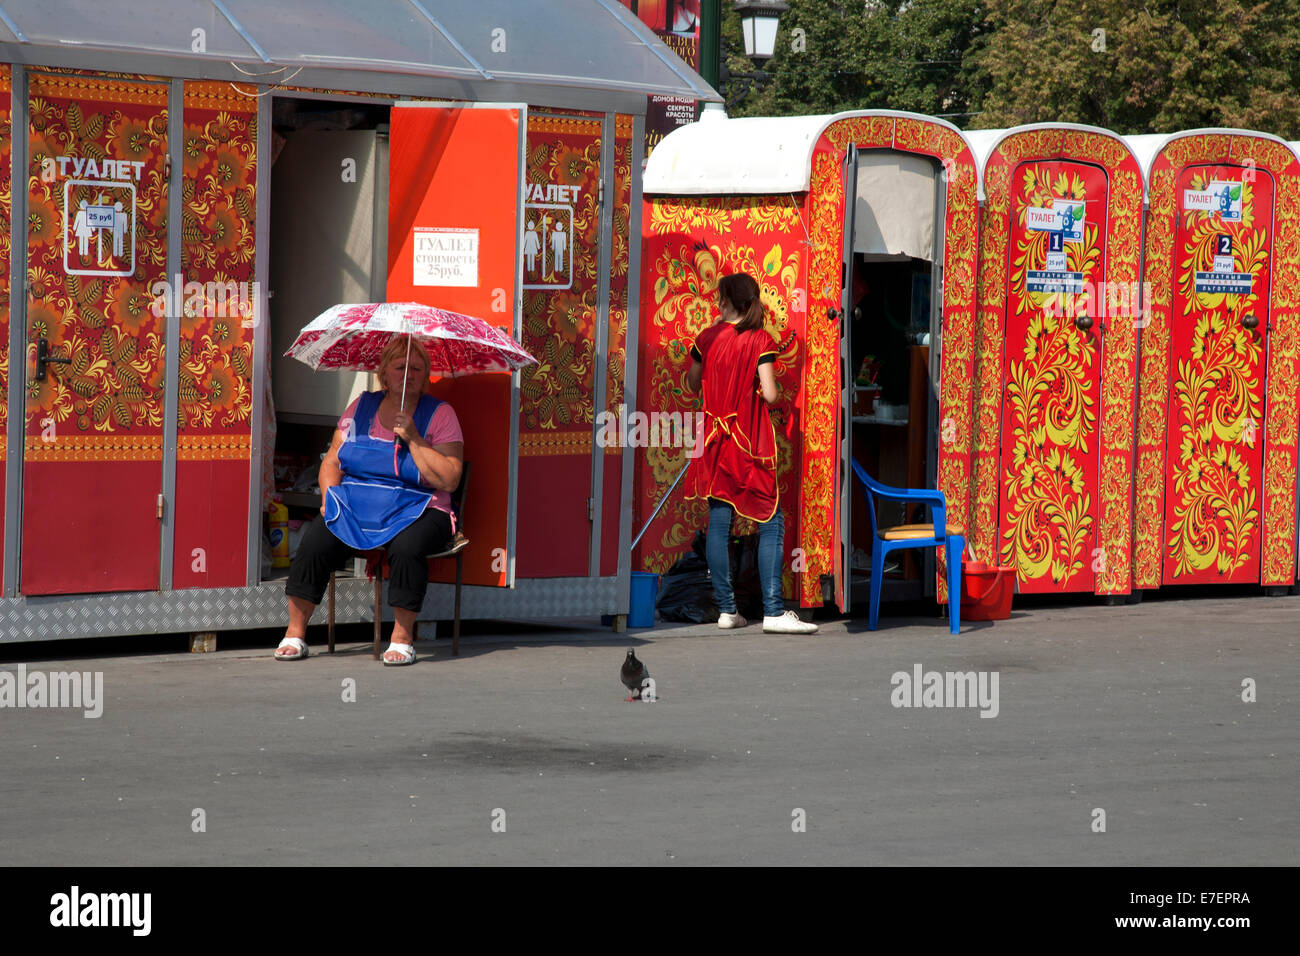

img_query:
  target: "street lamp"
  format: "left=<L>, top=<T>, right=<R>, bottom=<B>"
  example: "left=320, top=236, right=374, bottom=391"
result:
left=719, top=0, right=787, bottom=109
left=734, top=0, right=789, bottom=64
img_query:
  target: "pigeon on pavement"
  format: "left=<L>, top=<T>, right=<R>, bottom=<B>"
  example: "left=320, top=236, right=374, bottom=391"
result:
left=621, top=649, right=649, bottom=701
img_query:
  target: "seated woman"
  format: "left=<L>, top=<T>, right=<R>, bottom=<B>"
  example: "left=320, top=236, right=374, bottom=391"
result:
left=274, top=334, right=464, bottom=665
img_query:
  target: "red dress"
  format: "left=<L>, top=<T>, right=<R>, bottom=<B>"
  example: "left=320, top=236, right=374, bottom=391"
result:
left=685, top=320, right=780, bottom=521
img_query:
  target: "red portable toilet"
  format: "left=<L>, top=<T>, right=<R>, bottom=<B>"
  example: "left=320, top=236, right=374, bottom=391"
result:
left=1129, top=130, right=1300, bottom=591
left=964, top=125, right=1145, bottom=596
left=637, top=109, right=981, bottom=611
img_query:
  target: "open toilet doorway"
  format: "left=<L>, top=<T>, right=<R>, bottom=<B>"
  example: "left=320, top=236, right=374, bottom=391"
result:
left=842, top=148, right=946, bottom=604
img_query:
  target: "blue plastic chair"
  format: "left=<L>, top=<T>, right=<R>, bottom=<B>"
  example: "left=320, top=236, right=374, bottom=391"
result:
left=850, top=459, right=963, bottom=634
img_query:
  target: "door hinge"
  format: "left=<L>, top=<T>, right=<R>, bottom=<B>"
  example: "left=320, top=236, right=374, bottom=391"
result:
left=587, top=497, right=595, bottom=521
left=157, top=493, right=165, bottom=519
left=598, top=179, right=605, bottom=207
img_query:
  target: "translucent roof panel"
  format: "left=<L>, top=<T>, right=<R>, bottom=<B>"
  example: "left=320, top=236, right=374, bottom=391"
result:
left=220, top=0, right=483, bottom=78
left=0, top=0, right=259, bottom=60
left=428, top=0, right=714, bottom=96
left=0, top=0, right=717, bottom=99
left=0, top=8, right=18, bottom=43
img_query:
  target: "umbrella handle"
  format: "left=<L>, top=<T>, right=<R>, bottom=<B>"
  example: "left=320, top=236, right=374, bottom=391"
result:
left=392, top=335, right=413, bottom=476
left=396, top=334, right=412, bottom=477
left=400, top=334, right=411, bottom=414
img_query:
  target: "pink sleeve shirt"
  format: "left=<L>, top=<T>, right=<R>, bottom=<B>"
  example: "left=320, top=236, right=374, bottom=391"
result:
left=339, top=396, right=465, bottom=526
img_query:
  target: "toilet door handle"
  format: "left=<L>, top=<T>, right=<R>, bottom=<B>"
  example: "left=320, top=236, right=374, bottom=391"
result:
left=36, top=337, right=71, bottom=381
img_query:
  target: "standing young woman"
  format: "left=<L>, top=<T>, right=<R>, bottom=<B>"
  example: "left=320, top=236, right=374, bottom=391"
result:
left=685, top=273, right=818, bottom=634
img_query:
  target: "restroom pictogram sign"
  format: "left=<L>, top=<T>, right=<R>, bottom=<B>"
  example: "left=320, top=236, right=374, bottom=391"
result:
left=63, top=178, right=137, bottom=277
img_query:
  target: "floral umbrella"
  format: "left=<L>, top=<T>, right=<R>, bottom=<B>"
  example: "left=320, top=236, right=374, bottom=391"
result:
left=285, top=302, right=536, bottom=384
left=286, top=301, right=536, bottom=475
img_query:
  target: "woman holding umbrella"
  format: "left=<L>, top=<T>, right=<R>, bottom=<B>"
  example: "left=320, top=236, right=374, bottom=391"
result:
left=275, top=334, right=463, bottom=665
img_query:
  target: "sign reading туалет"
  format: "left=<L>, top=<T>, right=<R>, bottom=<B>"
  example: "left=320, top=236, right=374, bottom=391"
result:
left=522, top=182, right=580, bottom=291
left=413, top=227, right=479, bottom=287
left=1183, top=181, right=1243, bottom=221
left=53, top=152, right=142, bottom=278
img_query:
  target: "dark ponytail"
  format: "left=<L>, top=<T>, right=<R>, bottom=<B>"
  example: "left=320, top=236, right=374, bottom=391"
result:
left=718, top=273, right=766, bottom=333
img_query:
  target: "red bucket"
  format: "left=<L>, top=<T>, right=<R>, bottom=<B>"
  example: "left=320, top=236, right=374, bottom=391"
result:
left=960, top=558, right=1015, bottom=621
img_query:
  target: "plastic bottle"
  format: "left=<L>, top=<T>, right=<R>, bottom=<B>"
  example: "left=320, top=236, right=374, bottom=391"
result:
left=269, top=498, right=290, bottom=568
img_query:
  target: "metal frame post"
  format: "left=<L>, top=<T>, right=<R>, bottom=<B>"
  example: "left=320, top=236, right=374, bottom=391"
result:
left=246, top=87, right=272, bottom=585
left=588, top=113, right=616, bottom=576
left=158, top=78, right=183, bottom=589
left=4, top=64, right=26, bottom=597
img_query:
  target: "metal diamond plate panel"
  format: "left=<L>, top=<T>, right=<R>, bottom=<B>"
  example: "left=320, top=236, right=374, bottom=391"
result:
left=0, top=577, right=623, bottom=644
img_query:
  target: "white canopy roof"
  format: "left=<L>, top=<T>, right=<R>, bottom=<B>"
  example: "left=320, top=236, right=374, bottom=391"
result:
left=961, top=128, right=1005, bottom=176
left=1121, top=133, right=1167, bottom=179
left=643, top=108, right=973, bottom=196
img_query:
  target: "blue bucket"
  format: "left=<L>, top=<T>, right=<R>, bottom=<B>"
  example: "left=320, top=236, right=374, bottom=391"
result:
left=628, top=571, right=659, bottom=628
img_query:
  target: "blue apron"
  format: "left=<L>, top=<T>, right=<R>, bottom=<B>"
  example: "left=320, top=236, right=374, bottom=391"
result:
left=324, top=391, right=441, bottom=550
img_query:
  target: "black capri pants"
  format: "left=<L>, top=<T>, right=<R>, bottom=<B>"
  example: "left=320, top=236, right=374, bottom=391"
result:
left=285, top=507, right=454, bottom=612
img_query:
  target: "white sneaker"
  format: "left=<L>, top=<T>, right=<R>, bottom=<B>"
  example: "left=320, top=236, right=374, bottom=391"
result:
left=717, top=612, right=748, bottom=629
left=763, top=610, right=818, bottom=634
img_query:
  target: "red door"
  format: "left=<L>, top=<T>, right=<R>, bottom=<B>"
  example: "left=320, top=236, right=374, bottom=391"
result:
left=22, top=74, right=169, bottom=594
left=387, top=102, right=525, bottom=587
left=998, top=161, right=1108, bottom=593
left=1161, top=165, right=1272, bottom=584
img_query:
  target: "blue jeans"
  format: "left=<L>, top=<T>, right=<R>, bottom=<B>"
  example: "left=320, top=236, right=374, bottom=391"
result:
left=707, top=499, right=785, bottom=618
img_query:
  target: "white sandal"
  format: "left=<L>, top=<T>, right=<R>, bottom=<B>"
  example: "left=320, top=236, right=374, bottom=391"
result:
left=382, top=641, right=416, bottom=666
left=275, top=636, right=309, bottom=661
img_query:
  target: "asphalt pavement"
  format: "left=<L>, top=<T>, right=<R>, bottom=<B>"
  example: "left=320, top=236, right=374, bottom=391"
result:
left=0, top=592, right=1295, bottom=866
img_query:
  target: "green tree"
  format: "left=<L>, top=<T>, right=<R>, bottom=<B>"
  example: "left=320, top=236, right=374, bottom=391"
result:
left=972, top=0, right=1300, bottom=137
left=723, top=0, right=990, bottom=123
left=714, top=0, right=1300, bottom=138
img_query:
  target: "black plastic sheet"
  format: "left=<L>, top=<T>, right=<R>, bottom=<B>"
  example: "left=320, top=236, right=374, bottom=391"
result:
left=656, top=531, right=763, bottom=623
